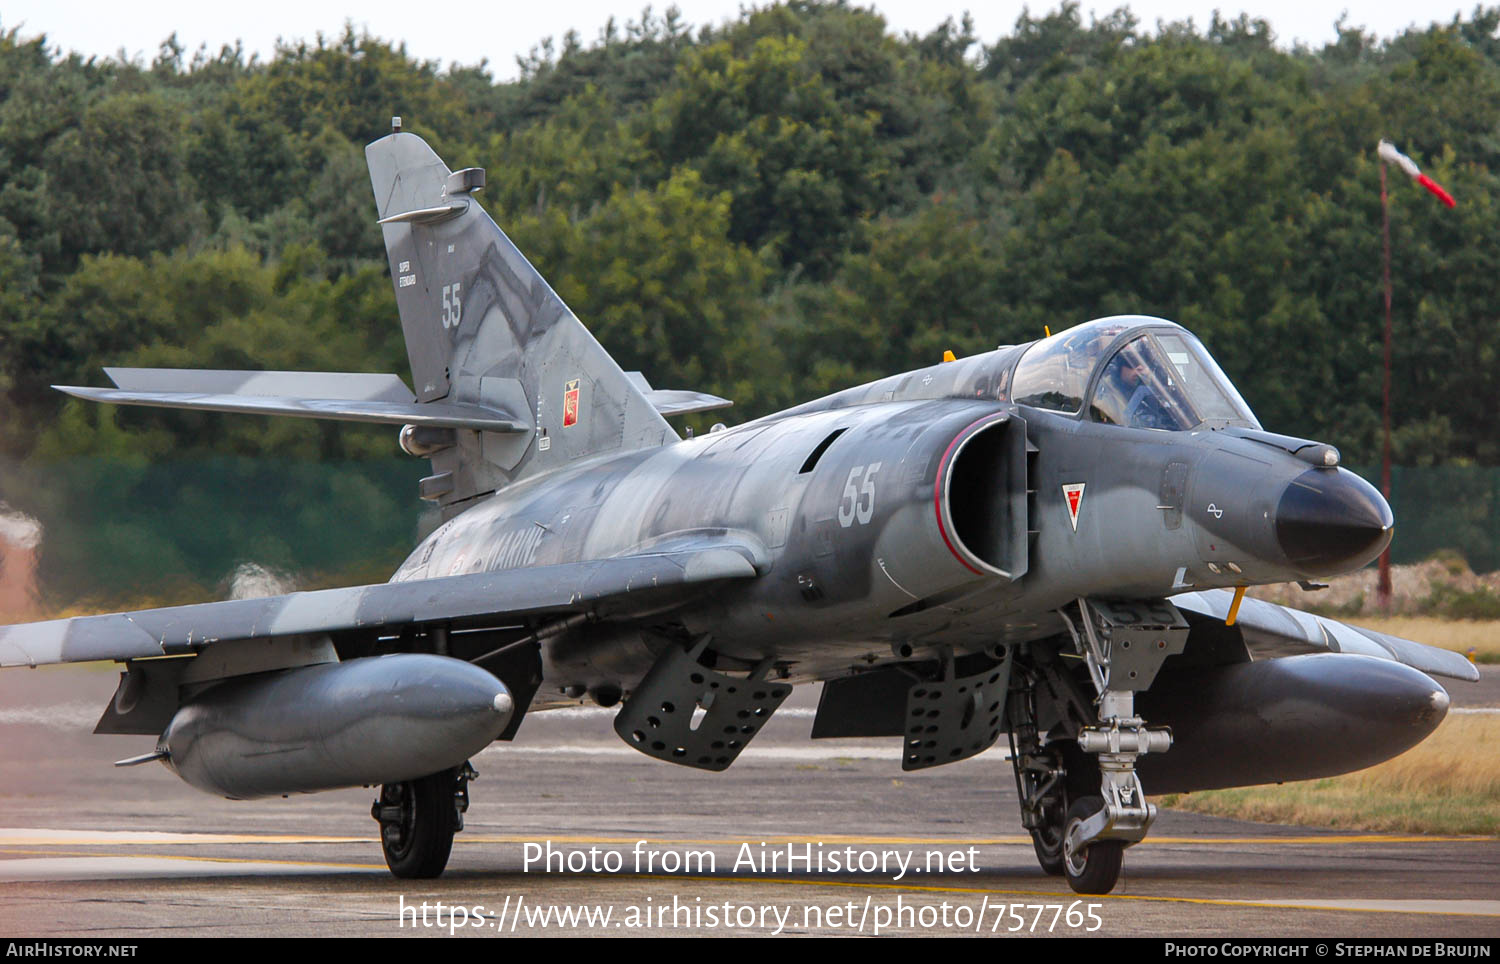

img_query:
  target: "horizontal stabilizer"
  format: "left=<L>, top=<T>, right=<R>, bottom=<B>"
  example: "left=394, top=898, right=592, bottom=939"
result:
left=1172, top=589, right=1480, bottom=682
left=644, top=389, right=733, bottom=416
left=622, top=372, right=732, bottom=416
left=105, top=367, right=414, bottom=399
left=0, top=544, right=759, bottom=668
left=55, top=368, right=527, bottom=432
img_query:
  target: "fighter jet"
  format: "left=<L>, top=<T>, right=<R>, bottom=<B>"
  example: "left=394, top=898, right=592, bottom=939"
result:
left=0, top=120, right=1477, bottom=894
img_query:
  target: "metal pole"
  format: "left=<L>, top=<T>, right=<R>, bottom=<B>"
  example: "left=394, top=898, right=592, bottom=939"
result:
left=1378, top=160, right=1394, bottom=611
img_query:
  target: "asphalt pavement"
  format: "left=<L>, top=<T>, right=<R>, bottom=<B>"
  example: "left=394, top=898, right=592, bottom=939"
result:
left=0, top=662, right=1495, bottom=937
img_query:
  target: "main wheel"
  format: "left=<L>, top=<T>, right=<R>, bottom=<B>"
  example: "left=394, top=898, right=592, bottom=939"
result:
left=1030, top=823, right=1066, bottom=876
left=374, top=768, right=458, bottom=879
left=1019, top=740, right=1091, bottom=877
left=1028, top=786, right=1067, bottom=876
left=1062, top=796, right=1123, bottom=894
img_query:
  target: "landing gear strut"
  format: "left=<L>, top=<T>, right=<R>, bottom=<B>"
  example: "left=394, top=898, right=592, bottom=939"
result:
left=372, top=762, right=476, bottom=878
left=1055, top=598, right=1184, bottom=894
left=1010, top=599, right=1186, bottom=894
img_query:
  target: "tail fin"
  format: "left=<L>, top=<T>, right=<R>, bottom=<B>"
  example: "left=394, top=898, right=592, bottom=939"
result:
left=366, top=125, right=674, bottom=513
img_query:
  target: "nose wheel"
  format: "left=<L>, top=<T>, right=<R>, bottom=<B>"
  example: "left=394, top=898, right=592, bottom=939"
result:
left=1062, top=796, right=1123, bottom=894
left=371, top=763, right=474, bottom=878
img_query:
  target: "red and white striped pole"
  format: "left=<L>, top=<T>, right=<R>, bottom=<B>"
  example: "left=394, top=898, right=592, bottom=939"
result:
left=1374, top=141, right=1454, bottom=611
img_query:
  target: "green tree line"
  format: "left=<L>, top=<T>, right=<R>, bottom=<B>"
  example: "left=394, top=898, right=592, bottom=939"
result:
left=3, top=2, right=1500, bottom=596
left=3, top=1, right=1497, bottom=464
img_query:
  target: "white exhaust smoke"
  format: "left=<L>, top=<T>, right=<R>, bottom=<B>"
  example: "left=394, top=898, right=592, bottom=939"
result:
left=0, top=503, right=43, bottom=620
left=225, top=562, right=298, bottom=600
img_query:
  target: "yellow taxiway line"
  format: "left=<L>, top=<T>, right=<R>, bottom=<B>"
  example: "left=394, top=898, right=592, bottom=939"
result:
left=0, top=829, right=1494, bottom=847
left=0, top=847, right=386, bottom=870
left=463, top=833, right=1496, bottom=846
left=0, top=829, right=365, bottom=846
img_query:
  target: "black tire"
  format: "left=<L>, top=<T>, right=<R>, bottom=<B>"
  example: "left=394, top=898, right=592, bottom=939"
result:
left=1062, top=796, right=1123, bottom=895
left=1030, top=825, right=1066, bottom=876
left=377, top=769, right=458, bottom=879
left=1028, top=776, right=1068, bottom=876
left=1022, top=742, right=1086, bottom=877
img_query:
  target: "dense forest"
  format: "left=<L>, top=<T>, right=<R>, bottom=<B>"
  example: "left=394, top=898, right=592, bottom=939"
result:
left=4, top=1, right=1500, bottom=596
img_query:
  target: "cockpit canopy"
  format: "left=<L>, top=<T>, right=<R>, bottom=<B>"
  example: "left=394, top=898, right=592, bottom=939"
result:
left=1010, top=316, right=1260, bottom=431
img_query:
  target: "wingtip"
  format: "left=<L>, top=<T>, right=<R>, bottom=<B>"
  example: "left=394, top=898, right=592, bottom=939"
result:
left=52, top=384, right=104, bottom=400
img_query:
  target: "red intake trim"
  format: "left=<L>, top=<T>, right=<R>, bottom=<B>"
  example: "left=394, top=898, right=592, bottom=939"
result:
left=933, top=417, right=999, bottom=576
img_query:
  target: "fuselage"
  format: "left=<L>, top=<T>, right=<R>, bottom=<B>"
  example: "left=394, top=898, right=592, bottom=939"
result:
left=394, top=317, right=1393, bottom=698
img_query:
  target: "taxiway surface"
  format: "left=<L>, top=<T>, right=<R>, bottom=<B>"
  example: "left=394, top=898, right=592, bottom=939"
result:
left=1, top=662, right=1496, bottom=937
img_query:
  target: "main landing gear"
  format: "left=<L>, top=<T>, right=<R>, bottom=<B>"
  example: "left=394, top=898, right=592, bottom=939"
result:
left=371, top=762, right=476, bottom=878
left=1010, top=699, right=1113, bottom=891
left=1009, top=598, right=1186, bottom=894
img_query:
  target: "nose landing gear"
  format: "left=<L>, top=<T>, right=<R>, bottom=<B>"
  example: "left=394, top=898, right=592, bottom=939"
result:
left=1011, top=598, right=1185, bottom=894
left=1062, top=796, right=1124, bottom=894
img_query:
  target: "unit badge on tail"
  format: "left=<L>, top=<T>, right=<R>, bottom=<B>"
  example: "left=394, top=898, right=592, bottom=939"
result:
left=563, top=379, right=580, bottom=427
left=1062, top=482, right=1085, bottom=531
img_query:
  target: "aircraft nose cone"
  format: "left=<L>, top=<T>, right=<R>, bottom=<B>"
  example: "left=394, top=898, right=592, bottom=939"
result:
left=1275, top=468, right=1393, bottom=575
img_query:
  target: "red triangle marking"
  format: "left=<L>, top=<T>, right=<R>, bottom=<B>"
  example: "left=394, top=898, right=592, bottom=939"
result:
left=1062, top=483, right=1085, bottom=531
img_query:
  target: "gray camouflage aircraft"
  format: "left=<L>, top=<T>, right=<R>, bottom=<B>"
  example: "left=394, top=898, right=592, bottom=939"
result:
left=0, top=121, right=1478, bottom=894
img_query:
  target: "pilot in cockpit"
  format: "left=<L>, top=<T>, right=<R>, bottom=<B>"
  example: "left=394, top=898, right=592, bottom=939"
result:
left=1118, top=355, right=1161, bottom=428
left=1097, top=346, right=1170, bottom=430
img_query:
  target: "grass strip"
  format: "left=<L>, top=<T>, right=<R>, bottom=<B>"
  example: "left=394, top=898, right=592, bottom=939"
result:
left=1159, top=714, right=1500, bottom=834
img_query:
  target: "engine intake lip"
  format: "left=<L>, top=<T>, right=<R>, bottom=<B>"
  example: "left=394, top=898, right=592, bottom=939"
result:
left=935, top=413, right=1014, bottom=578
